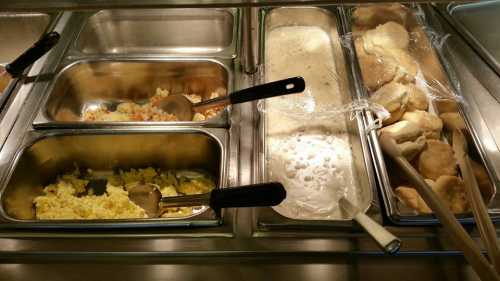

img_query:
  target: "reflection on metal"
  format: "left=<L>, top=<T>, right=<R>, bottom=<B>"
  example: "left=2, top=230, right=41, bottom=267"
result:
left=34, top=58, right=232, bottom=128
left=0, top=0, right=461, bottom=12
left=0, top=129, right=227, bottom=228
left=0, top=5, right=496, bottom=276
left=73, top=9, right=238, bottom=58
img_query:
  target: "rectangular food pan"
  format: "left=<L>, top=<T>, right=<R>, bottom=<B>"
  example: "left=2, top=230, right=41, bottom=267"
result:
left=0, top=128, right=228, bottom=229
left=0, top=13, right=56, bottom=112
left=255, top=7, right=377, bottom=228
left=446, top=2, right=500, bottom=77
left=341, top=4, right=500, bottom=225
left=70, top=9, right=238, bottom=58
left=33, top=58, right=232, bottom=128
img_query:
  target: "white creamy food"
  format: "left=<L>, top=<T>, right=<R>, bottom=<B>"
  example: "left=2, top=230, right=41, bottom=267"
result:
left=265, top=26, right=362, bottom=220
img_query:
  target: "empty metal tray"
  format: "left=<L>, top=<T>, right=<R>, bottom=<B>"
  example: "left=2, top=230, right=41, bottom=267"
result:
left=447, top=2, right=500, bottom=77
left=73, top=9, right=238, bottom=58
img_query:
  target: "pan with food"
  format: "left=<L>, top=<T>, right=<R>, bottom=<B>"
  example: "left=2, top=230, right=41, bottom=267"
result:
left=344, top=3, right=498, bottom=224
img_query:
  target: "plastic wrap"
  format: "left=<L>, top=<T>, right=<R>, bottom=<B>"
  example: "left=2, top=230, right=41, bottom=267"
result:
left=345, top=3, right=496, bottom=219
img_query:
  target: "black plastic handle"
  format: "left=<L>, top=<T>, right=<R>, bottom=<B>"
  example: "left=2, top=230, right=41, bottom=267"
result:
left=229, top=77, right=305, bottom=105
left=5, top=32, right=60, bottom=77
left=209, top=182, right=286, bottom=209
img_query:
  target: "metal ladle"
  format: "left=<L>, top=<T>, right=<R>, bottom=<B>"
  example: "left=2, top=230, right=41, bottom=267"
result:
left=156, top=76, right=305, bottom=121
left=128, top=182, right=287, bottom=218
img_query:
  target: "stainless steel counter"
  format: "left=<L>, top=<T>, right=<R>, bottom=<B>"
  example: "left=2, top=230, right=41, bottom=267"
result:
left=0, top=5, right=497, bottom=281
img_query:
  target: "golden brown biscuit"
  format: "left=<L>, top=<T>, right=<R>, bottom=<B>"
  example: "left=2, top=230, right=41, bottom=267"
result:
left=440, top=112, right=466, bottom=131
left=435, top=99, right=459, bottom=113
left=352, top=4, right=409, bottom=29
left=418, top=139, right=457, bottom=180
left=396, top=186, right=432, bottom=214
left=470, top=159, right=495, bottom=203
left=370, top=81, right=409, bottom=125
left=406, top=84, right=428, bottom=111
left=390, top=50, right=418, bottom=84
left=379, top=120, right=423, bottom=143
left=402, top=110, right=443, bottom=139
left=354, top=37, right=396, bottom=91
left=363, top=22, right=410, bottom=55
left=432, top=176, right=469, bottom=214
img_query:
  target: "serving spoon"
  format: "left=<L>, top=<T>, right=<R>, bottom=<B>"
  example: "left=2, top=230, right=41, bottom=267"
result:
left=128, top=182, right=286, bottom=218
left=156, top=76, right=305, bottom=121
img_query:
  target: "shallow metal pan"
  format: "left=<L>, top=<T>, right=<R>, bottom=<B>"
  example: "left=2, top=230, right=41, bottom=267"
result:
left=0, top=128, right=228, bottom=229
left=341, top=4, right=500, bottom=225
left=33, top=58, right=233, bottom=128
left=0, top=13, right=56, bottom=113
left=68, top=9, right=238, bottom=59
left=445, top=2, right=500, bottom=80
left=255, top=7, right=377, bottom=228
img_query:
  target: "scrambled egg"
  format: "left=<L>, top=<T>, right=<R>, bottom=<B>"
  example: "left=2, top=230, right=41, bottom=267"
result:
left=34, top=168, right=216, bottom=220
left=83, top=88, right=223, bottom=122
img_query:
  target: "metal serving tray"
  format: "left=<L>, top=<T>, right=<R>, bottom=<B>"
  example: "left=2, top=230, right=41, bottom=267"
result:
left=33, top=58, right=233, bottom=128
left=0, top=128, right=228, bottom=229
left=341, top=4, right=500, bottom=225
left=446, top=1, right=500, bottom=79
left=70, top=9, right=238, bottom=59
left=255, top=7, right=376, bottom=228
left=0, top=13, right=55, bottom=113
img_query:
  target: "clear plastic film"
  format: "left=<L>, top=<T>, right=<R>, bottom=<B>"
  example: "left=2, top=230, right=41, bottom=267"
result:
left=343, top=3, right=466, bottom=130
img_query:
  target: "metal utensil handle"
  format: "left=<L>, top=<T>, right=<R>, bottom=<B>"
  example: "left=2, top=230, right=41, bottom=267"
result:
left=229, top=77, right=305, bottom=104
left=160, top=193, right=211, bottom=208
left=353, top=212, right=401, bottom=254
left=5, top=32, right=60, bottom=77
left=209, top=182, right=286, bottom=209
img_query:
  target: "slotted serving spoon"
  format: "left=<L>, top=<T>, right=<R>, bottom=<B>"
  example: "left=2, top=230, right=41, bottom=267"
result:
left=156, top=76, right=305, bottom=121
left=128, top=182, right=287, bottom=217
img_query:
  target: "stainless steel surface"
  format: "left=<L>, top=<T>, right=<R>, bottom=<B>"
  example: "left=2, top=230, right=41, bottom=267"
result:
left=0, top=6, right=497, bottom=278
left=0, top=129, right=227, bottom=228
left=447, top=1, right=500, bottom=81
left=0, top=0, right=466, bottom=11
left=0, top=257, right=485, bottom=281
left=0, top=13, right=54, bottom=116
left=241, top=7, right=259, bottom=73
left=256, top=7, right=375, bottom=227
left=342, top=4, right=500, bottom=225
left=34, top=58, right=232, bottom=127
left=0, top=13, right=51, bottom=63
left=72, top=9, right=238, bottom=58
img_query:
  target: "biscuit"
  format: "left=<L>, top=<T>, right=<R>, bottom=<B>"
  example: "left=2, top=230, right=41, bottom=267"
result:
left=418, top=139, right=457, bottom=180
left=402, top=110, right=443, bottom=139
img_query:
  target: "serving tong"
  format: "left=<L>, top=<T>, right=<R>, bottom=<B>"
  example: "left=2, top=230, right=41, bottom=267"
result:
left=379, top=131, right=500, bottom=281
